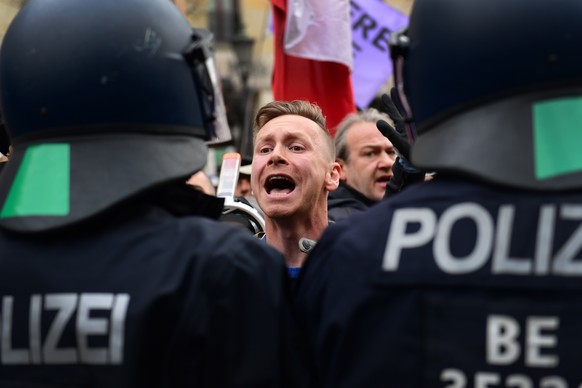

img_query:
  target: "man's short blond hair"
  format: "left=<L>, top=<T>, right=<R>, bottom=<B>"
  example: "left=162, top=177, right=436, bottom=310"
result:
left=253, top=100, right=335, bottom=160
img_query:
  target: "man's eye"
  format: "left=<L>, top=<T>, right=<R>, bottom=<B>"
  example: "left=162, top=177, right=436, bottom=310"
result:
left=289, top=145, right=303, bottom=152
left=259, top=147, right=272, bottom=154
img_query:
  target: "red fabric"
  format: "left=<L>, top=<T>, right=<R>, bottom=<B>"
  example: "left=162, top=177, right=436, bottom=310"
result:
left=270, top=0, right=356, bottom=137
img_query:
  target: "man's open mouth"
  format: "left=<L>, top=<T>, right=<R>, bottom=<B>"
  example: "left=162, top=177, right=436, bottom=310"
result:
left=265, top=175, right=296, bottom=195
left=377, top=176, right=391, bottom=184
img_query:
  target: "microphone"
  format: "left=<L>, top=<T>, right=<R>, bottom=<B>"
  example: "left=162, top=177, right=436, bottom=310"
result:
left=298, top=238, right=317, bottom=253
left=217, top=152, right=265, bottom=234
left=216, top=152, right=241, bottom=199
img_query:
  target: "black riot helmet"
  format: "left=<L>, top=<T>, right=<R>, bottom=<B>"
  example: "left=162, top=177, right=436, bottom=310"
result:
left=390, top=0, right=582, bottom=191
left=0, top=0, right=231, bottom=233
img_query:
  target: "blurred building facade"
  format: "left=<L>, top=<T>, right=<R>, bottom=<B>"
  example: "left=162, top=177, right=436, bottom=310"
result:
left=0, top=0, right=23, bottom=42
left=0, top=0, right=413, bottom=167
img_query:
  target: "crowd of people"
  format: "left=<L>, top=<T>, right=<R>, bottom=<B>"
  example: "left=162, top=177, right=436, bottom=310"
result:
left=2, top=0, right=582, bottom=386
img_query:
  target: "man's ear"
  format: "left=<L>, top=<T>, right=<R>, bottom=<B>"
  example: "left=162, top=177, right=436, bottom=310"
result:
left=336, top=157, right=347, bottom=181
left=325, top=162, right=342, bottom=191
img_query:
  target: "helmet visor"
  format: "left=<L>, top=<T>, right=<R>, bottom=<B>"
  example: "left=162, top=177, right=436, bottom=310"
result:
left=185, top=29, right=232, bottom=146
left=204, top=55, right=232, bottom=145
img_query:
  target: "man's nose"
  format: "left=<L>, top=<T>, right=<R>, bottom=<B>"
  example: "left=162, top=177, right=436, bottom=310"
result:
left=378, top=152, right=395, bottom=170
left=268, top=145, right=288, bottom=165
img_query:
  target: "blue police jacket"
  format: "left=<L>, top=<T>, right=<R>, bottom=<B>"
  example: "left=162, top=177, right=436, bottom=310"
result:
left=0, top=201, right=303, bottom=388
left=296, top=176, right=582, bottom=387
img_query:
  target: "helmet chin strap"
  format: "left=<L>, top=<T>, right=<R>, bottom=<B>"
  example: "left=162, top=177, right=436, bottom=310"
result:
left=298, top=237, right=317, bottom=254
left=393, top=56, right=416, bottom=144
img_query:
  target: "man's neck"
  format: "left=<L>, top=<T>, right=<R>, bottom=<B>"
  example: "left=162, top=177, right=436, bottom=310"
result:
left=340, top=181, right=378, bottom=206
left=264, top=214, right=328, bottom=268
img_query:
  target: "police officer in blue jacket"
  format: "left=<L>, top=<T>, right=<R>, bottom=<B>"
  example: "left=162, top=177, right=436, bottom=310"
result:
left=0, top=1, right=304, bottom=387
left=295, top=0, right=582, bottom=386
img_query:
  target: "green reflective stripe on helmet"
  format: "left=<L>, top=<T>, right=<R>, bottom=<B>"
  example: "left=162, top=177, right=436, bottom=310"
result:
left=533, top=96, right=582, bottom=180
left=0, top=144, right=70, bottom=218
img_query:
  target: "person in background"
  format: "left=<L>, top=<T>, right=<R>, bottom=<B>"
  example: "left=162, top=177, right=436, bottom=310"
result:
left=0, top=0, right=305, bottom=386
left=295, top=0, right=582, bottom=385
left=234, top=160, right=265, bottom=228
left=186, top=169, right=216, bottom=196
left=251, top=100, right=340, bottom=280
left=236, top=169, right=252, bottom=197
left=327, top=108, right=397, bottom=222
left=236, top=158, right=253, bottom=197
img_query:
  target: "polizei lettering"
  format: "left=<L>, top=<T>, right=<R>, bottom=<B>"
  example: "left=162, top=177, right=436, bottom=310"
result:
left=1, top=293, right=130, bottom=365
left=383, top=203, right=582, bottom=275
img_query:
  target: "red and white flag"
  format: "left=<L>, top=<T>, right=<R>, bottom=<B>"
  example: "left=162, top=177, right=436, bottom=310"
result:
left=271, top=0, right=356, bottom=137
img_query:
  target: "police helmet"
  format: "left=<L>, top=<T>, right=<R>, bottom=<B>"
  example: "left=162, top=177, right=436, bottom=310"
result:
left=390, top=0, right=582, bottom=190
left=0, top=0, right=230, bottom=232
